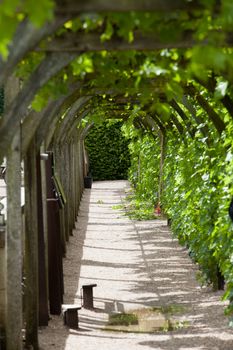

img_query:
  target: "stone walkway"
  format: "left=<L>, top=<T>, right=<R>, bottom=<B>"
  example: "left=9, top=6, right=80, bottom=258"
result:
left=39, top=180, right=233, bottom=350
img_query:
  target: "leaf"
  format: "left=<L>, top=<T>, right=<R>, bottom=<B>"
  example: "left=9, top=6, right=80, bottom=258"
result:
left=214, top=80, right=228, bottom=100
left=100, top=20, right=114, bottom=42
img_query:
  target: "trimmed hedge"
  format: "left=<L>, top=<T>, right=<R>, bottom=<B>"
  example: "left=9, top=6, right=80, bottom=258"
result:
left=85, top=121, right=130, bottom=181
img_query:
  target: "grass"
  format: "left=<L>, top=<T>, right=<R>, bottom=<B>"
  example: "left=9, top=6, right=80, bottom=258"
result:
left=111, top=187, right=161, bottom=220
left=112, top=194, right=157, bottom=220
left=152, top=304, right=187, bottom=315
left=124, top=197, right=157, bottom=220
left=106, top=307, right=189, bottom=333
left=108, top=313, right=138, bottom=326
left=112, top=204, right=124, bottom=210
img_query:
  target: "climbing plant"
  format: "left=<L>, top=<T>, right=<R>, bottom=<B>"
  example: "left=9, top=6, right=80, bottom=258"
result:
left=121, top=121, right=160, bottom=219
left=162, top=124, right=233, bottom=301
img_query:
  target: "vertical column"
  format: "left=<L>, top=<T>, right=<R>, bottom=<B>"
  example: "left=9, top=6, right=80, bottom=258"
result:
left=24, top=137, right=39, bottom=349
left=0, top=219, right=6, bottom=349
left=5, top=74, right=22, bottom=350
left=158, top=130, right=166, bottom=204
left=40, top=143, right=49, bottom=306
left=6, top=128, right=22, bottom=350
left=36, top=151, right=49, bottom=326
left=46, top=152, right=63, bottom=315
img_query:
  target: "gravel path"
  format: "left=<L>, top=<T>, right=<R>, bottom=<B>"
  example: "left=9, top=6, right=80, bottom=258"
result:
left=39, top=180, right=233, bottom=350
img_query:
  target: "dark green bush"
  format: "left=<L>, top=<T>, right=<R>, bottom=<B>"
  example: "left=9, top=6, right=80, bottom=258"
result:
left=85, top=121, right=130, bottom=181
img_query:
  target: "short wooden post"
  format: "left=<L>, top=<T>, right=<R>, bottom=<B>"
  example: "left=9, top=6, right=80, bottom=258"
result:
left=82, top=284, right=97, bottom=309
left=62, top=305, right=81, bottom=329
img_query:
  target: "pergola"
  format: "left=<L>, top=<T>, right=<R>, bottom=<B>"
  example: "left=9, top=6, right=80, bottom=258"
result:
left=0, top=1, right=232, bottom=349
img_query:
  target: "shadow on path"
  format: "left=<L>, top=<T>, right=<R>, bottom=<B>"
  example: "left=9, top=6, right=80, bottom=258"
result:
left=39, top=180, right=233, bottom=350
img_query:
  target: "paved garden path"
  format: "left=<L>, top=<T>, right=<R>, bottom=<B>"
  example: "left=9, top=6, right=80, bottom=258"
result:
left=39, top=180, right=233, bottom=350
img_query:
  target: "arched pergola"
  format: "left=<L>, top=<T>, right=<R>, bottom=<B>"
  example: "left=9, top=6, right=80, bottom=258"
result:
left=0, top=1, right=232, bottom=349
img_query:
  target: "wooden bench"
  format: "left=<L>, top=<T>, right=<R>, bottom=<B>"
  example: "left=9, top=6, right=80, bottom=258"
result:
left=62, top=304, right=81, bottom=329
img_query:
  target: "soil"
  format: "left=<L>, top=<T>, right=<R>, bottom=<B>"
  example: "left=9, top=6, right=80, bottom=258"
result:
left=38, top=180, right=233, bottom=350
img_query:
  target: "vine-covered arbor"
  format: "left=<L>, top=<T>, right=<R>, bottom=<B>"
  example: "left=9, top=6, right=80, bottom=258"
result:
left=1, top=1, right=233, bottom=349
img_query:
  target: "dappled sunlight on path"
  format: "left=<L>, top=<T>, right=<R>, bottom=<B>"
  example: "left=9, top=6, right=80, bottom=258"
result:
left=39, top=180, right=233, bottom=350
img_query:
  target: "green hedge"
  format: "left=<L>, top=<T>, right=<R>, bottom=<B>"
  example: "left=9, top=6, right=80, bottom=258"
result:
left=85, top=121, right=130, bottom=181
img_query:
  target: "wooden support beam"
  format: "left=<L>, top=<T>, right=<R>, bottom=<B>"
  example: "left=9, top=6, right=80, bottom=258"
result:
left=55, top=0, right=203, bottom=14
left=169, top=99, right=196, bottom=137
left=24, top=137, right=39, bottom=349
left=41, top=31, right=199, bottom=52
left=5, top=75, right=23, bottom=350
left=46, top=152, right=63, bottom=315
left=39, top=143, right=50, bottom=319
left=53, top=96, right=91, bottom=144
left=158, top=130, right=166, bottom=204
left=185, top=84, right=226, bottom=134
left=36, top=152, right=49, bottom=326
left=181, top=95, right=209, bottom=138
left=63, top=108, right=91, bottom=143
left=0, top=225, right=6, bottom=349
left=0, top=52, right=78, bottom=162
left=6, top=128, right=22, bottom=350
left=170, top=113, right=184, bottom=135
left=0, top=16, right=70, bottom=86
left=194, top=76, right=233, bottom=120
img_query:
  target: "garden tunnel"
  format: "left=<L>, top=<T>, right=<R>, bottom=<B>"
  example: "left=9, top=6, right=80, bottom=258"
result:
left=0, top=1, right=233, bottom=349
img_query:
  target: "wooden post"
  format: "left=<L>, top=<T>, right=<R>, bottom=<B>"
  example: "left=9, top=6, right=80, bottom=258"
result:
left=6, top=128, right=23, bottom=350
left=54, top=145, right=66, bottom=257
left=36, top=152, right=49, bottom=326
left=24, top=137, right=39, bottom=349
left=0, top=223, right=6, bottom=349
left=158, top=130, right=166, bottom=204
left=68, top=143, right=73, bottom=234
left=46, top=152, right=63, bottom=315
left=40, top=143, right=49, bottom=306
left=4, top=74, right=23, bottom=350
left=64, top=143, right=71, bottom=239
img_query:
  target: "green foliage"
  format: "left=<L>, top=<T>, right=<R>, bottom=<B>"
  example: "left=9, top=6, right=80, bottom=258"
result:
left=31, top=72, right=68, bottom=111
left=24, top=0, right=54, bottom=27
left=71, top=54, right=94, bottom=77
left=162, top=121, right=233, bottom=294
left=124, top=193, right=157, bottom=221
left=122, top=123, right=160, bottom=209
left=0, top=0, right=55, bottom=59
left=85, top=120, right=130, bottom=181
